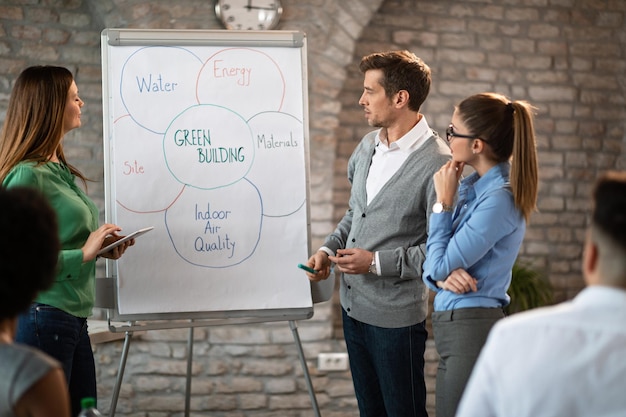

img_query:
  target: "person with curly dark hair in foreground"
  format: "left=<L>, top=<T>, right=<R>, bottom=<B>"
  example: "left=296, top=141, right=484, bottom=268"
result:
left=0, top=186, right=70, bottom=417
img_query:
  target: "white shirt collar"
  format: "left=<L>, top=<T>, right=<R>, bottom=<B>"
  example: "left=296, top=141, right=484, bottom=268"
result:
left=375, top=115, right=432, bottom=152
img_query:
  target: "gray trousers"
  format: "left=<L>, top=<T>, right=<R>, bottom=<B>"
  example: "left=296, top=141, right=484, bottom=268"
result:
left=432, top=307, right=505, bottom=417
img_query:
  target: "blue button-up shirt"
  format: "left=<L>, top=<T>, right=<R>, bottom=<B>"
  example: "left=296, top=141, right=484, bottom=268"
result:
left=423, top=162, right=526, bottom=311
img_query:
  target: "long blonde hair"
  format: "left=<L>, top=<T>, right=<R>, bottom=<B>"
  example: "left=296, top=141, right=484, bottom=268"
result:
left=457, top=92, right=539, bottom=222
left=0, top=66, right=87, bottom=185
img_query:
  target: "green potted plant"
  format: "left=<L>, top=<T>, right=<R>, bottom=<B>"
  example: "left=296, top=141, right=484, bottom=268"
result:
left=505, top=261, right=554, bottom=315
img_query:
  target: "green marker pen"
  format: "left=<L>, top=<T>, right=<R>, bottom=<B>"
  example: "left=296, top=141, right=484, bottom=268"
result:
left=297, top=263, right=318, bottom=274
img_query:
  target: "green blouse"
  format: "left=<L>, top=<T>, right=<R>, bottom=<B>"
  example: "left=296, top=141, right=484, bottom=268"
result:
left=3, top=161, right=99, bottom=318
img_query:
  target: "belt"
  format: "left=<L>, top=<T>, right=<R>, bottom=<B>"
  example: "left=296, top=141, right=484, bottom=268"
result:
left=432, top=307, right=505, bottom=322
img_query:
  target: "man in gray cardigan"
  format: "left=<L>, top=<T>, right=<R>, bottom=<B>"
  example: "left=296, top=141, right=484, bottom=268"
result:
left=305, top=50, right=451, bottom=417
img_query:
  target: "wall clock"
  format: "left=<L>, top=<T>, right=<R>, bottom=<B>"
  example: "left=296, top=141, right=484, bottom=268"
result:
left=215, top=0, right=283, bottom=30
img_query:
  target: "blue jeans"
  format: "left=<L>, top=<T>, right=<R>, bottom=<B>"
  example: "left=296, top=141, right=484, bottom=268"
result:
left=16, top=303, right=96, bottom=417
left=342, top=308, right=428, bottom=417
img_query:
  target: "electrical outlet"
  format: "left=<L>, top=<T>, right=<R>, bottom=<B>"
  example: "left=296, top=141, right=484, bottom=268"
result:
left=317, top=352, right=349, bottom=371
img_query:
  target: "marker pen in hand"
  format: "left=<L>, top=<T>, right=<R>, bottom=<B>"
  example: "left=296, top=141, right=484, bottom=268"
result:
left=297, top=263, right=318, bottom=274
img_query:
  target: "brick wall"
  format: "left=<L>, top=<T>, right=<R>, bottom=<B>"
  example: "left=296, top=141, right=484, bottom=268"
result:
left=1, top=0, right=625, bottom=416
left=333, top=0, right=626, bottom=303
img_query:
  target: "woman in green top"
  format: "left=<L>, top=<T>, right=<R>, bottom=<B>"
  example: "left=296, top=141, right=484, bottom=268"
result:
left=0, top=66, right=134, bottom=416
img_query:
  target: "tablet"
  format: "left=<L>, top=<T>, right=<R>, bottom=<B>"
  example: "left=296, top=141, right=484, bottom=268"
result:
left=97, top=226, right=154, bottom=256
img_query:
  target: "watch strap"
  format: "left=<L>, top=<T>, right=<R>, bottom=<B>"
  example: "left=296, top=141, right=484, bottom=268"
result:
left=369, top=253, right=377, bottom=275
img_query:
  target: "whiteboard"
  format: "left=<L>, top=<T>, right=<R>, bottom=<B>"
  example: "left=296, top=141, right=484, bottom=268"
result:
left=100, top=29, right=313, bottom=321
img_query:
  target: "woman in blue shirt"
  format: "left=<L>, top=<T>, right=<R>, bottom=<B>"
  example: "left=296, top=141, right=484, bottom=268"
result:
left=423, top=92, right=539, bottom=417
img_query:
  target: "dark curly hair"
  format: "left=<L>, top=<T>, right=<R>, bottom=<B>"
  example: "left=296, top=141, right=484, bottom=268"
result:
left=0, top=187, right=59, bottom=319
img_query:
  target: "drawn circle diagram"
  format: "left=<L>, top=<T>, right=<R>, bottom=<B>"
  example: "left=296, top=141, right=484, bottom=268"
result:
left=163, top=104, right=254, bottom=189
left=196, top=48, right=286, bottom=120
left=112, top=44, right=305, bottom=270
left=120, top=46, right=202, bottom=134
left=246, top=111, right=305, bottom=216
left=113, top=114, right=185, bottom=213
left=165, top=180, right=263, bottom=268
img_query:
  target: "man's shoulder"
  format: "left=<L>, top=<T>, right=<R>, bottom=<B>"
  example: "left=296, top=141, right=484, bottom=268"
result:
left=409, top=135, right=451, bottom=167
left=425, top=133, right=452, bottom=154
left=489, top=302, right=576, bottom=342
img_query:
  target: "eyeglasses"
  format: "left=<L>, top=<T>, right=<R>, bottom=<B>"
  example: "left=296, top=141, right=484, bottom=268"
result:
left=445, top=125, right=476, bottom=143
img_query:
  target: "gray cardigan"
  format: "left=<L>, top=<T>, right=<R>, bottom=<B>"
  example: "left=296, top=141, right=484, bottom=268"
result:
left=324, top=129, right=451, bottom=328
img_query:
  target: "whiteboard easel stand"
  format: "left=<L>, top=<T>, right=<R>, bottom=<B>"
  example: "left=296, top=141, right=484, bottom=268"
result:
left=105, top=318, right=320, bottom=417
left=99, top=27, right=326, bottom=416
left=185, top=324, right=194, bottom=415
left=97, top=279, right=322, bottom=417
left=108, top=325, right=131, bottom=416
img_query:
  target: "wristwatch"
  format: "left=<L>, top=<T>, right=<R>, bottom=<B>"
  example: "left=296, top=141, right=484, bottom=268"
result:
left=369, top=254, right=377, bottom=275
left=432, top=201, right=453, bottom=213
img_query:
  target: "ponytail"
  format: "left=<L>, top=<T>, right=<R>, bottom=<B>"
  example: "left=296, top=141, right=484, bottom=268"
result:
left=457, top=93, right=538, bottom=222
left=509, top=100, right=538, bottom=222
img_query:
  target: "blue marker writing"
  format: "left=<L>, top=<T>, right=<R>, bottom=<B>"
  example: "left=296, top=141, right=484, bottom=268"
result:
left=297, top=263, right=318, bottom=274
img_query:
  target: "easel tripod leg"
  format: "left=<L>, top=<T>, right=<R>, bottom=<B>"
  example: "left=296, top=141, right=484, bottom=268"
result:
left=290, top=320, right=321, bottom=417
left=185, top=324, right=194, bottom=417
left=109, top=329, right=133, bottom=417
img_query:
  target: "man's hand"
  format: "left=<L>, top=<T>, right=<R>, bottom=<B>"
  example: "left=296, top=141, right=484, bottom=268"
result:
left=304, top=251, right=332, bottom=282
left=329, top=248, right=373, bottom=275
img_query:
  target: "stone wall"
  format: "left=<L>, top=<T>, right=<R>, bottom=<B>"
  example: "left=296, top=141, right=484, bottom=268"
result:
left=1, top=0, right=625, bottom=416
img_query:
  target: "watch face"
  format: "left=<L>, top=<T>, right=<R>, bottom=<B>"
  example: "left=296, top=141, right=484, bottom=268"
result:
left=215, top=0, right=283, bottom=30
left=432, top=202, right=443, bottom=214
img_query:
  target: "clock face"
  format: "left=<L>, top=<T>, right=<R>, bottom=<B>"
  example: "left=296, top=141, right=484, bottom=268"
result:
left=215, top=0, right=283, bottom=30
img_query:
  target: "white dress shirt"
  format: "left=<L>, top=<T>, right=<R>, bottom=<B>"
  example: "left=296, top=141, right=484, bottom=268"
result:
left=456, top=285, right=626, bottom=417
left=366, top=116, right=431, bottom=205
